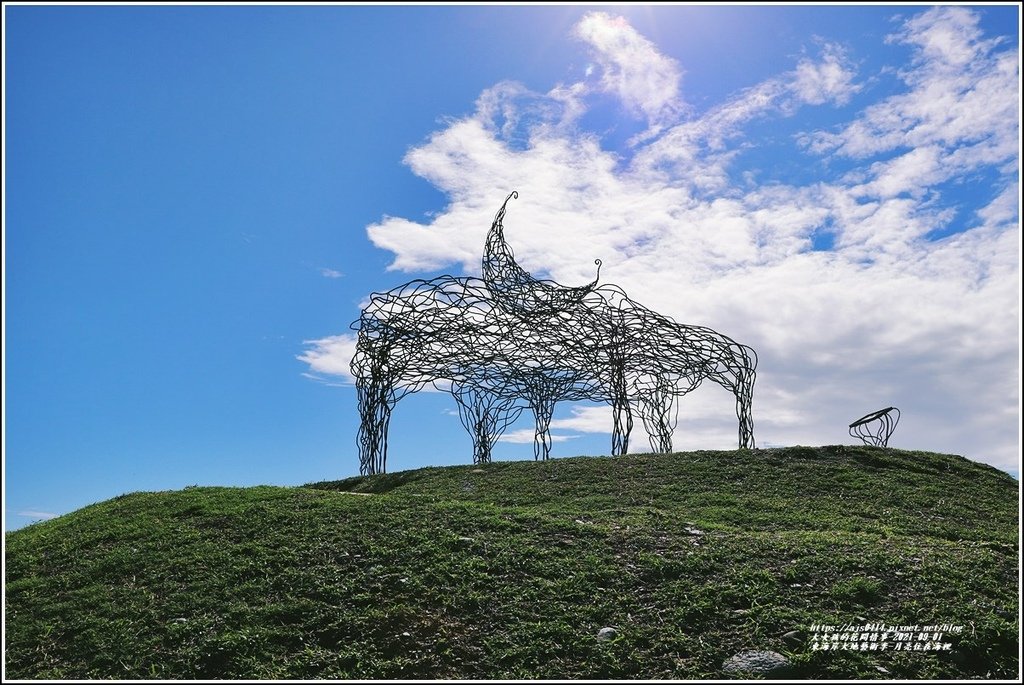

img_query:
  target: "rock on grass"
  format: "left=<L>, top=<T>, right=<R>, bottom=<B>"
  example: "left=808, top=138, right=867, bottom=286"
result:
left=722, top=650, right=791, bottom=676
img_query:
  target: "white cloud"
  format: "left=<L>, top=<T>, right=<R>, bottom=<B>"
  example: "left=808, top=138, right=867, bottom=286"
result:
left=551, top=404, right=615, bottom=434
left=309, top=10, right=1019, bottom=472
left=498, top=428, right=579, bottom=444
left=806, top=6, right=1018, bottom=167
left=976, top=182, right=1019, bottom=230
left=633, top=43, right=859, bottom=190
left=895, top=5, right=994, bottom=69
left=790, top=43, right=861, bottom=106
left=856, top=145, right=946, bottom=199
left=320, top=267, right=344, bottom=279
left=17, top=510, right=58, bottom=521
left=574, top=11, right=684, bottom=125
left=298, top=334, right=359, bottom=384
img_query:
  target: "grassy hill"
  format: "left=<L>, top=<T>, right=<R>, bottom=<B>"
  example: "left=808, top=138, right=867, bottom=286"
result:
left=5, top=446, right=1019, bottom=680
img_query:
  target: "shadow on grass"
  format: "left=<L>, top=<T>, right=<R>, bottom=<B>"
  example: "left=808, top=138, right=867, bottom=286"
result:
left=305, top=468, right=429, bottom=495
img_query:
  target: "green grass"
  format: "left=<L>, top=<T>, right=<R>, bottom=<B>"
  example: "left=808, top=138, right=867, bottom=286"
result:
left=5, top=446, right=1018, bottom=679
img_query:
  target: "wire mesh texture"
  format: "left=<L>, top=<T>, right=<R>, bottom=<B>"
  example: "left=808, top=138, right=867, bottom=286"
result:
left=849, top=406, right=900, bottom=448
left=350, top=191, right=758, bottom=475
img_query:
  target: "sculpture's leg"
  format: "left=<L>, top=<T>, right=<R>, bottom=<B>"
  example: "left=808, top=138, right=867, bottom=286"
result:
left=454, top=393, right=489, bottom=465
left=640, top=394, right=675, bottom=453
left=611, top=396, right=633, bottom=456
left=357, top=384, right=393, bottom=475
left=474, top=414, right=493, bottom=465
left=376, top=407, right=392, bottom=473
left=356, top=384, right=375, bottom=475
left=732, top=366, right=756, bottom=449
left=608, top=358, right=632, bottom=456
left=488, top=401, right=524, bottom=462
left=707, top=343, right=757, bottom=450
left=454, top=390, right=524, bottom=464
left=532, top=399, right=555, bottom=461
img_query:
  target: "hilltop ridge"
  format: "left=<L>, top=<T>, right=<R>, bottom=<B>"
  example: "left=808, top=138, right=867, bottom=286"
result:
left=5, top=446, right=1018, bottom=679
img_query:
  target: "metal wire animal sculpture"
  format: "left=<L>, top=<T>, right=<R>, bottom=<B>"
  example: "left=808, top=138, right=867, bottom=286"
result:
left=849, top=406, right=900, bottom=448
left=350, top=192, right=758, bottom=475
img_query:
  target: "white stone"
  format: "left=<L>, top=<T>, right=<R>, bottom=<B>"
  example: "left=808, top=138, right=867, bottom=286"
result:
left=722, top=650, right=791, bottom=676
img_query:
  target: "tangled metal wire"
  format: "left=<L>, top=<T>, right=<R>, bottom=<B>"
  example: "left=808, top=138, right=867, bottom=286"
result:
left=849, top=406, right=900, bottom=447
left=350, top=192, right=758, bottom=475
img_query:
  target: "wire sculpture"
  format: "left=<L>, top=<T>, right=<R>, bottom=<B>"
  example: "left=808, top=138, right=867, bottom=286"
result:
left=849, top=406, right=900, bottom=447
left=350, top=191, right=758, bottom=475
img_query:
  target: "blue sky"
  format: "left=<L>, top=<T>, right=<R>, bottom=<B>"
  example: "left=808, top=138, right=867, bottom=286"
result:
left=4, top=4, right=1020, bottom=530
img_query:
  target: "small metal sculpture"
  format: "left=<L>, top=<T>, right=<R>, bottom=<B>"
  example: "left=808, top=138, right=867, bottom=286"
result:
left=849, top=406, right=900, bottom=447
left=350, top=192, right=759, bottom=475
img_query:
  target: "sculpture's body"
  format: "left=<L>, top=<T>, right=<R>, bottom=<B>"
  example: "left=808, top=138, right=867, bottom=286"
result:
left=351, top=193, right=758, bottom=475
